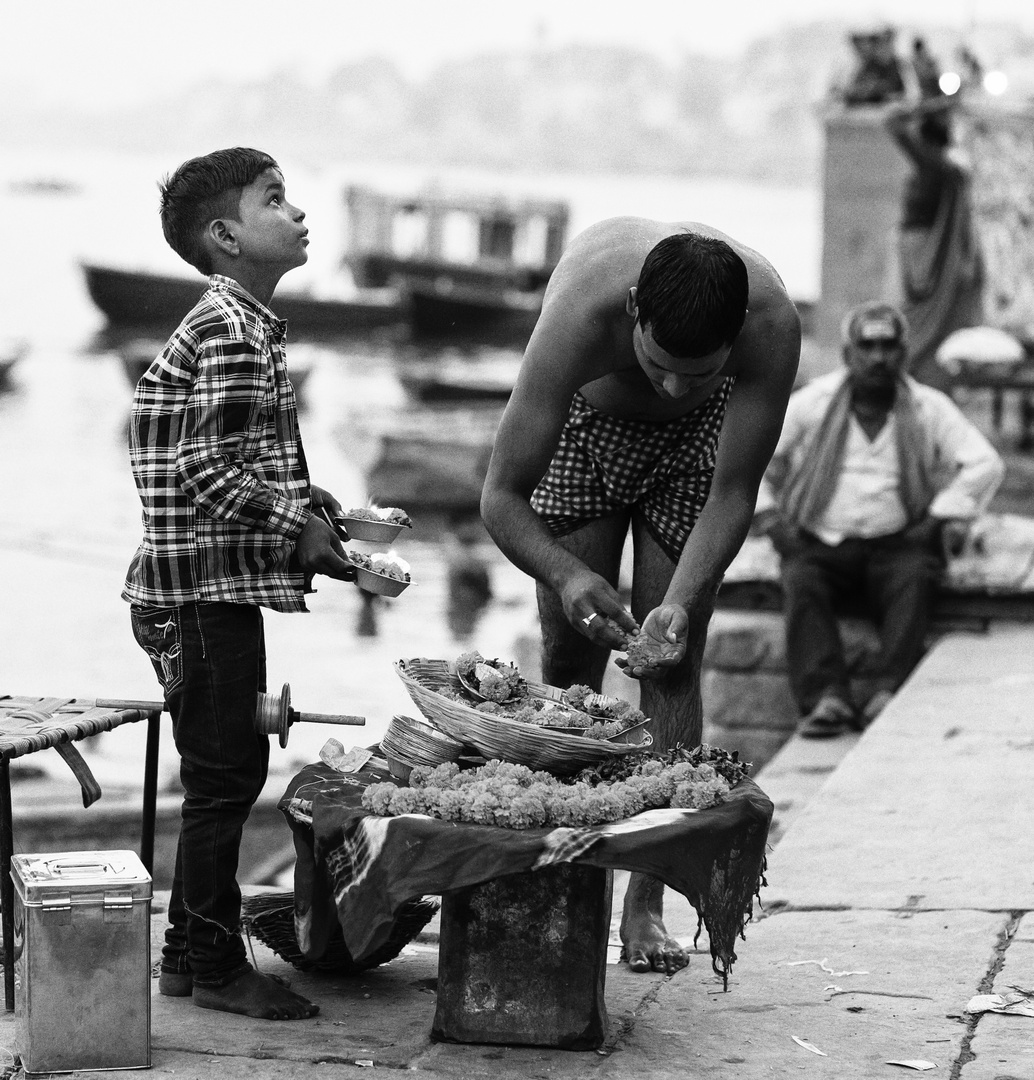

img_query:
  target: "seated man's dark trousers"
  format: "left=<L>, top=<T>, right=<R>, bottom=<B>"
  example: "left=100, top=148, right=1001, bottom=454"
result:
left=780, top=529, right=942, bottom=714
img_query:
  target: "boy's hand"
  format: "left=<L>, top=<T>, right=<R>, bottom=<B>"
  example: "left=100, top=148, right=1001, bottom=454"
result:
left=311, top=486, right=350, bottom=540
left=311, top=485, right=349, bottom=541
left=297, top=514, right=357, bottom=582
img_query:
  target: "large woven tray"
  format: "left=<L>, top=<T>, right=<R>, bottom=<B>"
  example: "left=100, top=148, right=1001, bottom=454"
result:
left=395, top=658, right=652, bottom=774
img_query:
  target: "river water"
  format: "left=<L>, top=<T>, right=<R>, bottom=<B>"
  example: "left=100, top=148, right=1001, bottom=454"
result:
left=0, top=148, right=821, bottom=797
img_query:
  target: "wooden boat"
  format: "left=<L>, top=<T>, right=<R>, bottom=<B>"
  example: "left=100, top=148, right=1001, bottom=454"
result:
left=344, top=185, right=568, bottom=341
left=81, top=262, right=406, bottom=338
left=406, top=279, right=542, bottom=343
left=396, top=354, right=521, bottom=404
left=365, top=405, right=504, bottom=512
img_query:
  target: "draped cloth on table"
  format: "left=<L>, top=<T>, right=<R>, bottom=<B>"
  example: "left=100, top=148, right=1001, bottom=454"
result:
left=278, top=762, right=773, bottom=986
left=898, top=165, right=983, bottom=392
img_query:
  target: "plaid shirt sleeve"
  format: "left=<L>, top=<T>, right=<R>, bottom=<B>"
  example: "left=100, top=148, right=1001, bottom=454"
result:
left=177, top=333, right=311, bottom=539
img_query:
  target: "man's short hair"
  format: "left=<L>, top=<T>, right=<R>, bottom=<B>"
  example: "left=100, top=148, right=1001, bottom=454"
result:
left=841, top=301, right=909, bottom=347
left=635, top=233, right=749, bottom=358
left=159, top=148, right=279, bottom=274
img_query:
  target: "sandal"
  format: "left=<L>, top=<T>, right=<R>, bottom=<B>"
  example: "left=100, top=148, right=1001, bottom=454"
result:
left=798, top=695, right=855, bottom=739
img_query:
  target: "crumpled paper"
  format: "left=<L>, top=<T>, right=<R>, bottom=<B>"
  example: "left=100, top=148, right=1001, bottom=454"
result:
left=320, top=740, right=373, bottom=774
left=966, top=987, right=1034, bottom=1018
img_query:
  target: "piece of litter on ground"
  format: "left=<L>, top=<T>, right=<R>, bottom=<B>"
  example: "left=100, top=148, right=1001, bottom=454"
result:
left=355, top=1060, right=374, bottom=1067
left=966, top=992, right=1034, bottom=1018
left=791, top=1036, right=827, bottom=1056
left=786, top=957, right=869, bottom=977
left=885, top=1060, right=937, bottom=1071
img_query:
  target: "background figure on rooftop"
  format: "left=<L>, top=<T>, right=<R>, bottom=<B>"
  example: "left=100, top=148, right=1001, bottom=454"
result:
left=885, top=92, right=983, bottom=393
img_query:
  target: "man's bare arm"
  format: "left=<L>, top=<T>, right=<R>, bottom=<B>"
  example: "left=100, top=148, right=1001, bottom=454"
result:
left=480, top=292, right=638, bottom=646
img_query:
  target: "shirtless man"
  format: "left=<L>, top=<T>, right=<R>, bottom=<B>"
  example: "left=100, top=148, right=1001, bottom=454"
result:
left=480, top=217, right=801, bottom=974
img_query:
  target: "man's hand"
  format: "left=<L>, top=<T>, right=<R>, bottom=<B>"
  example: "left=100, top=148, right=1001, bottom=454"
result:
left=560, top=569, right=639, bottom=650
left=614, top=604, right=689, bottom=680
left=940, top=518, right=971, bottom=559
left=903, top=515, right=941, bottom=547
left=296, top=514, right=357, bottom=582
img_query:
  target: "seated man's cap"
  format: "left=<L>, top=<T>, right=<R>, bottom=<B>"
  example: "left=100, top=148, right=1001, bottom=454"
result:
left=841, top=301, right=909, bottom=346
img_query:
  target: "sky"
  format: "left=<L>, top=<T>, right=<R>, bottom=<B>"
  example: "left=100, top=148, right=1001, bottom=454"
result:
left=5, top=0, right=1034, bottom=109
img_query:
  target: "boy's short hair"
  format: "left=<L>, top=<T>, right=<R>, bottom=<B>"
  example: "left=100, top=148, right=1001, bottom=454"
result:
left=159, top=147, right=279, bottom=274
left=635, top=233, right=749, bottom=358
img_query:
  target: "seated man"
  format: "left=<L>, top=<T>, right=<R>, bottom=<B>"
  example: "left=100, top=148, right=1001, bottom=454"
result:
left=754, top=301, right=1004, bottom=737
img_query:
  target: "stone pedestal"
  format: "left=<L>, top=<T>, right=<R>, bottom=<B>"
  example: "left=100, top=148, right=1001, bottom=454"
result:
left=815, top=104, right=910, bottom=355
left=432, top=864, right=612, bottom=1049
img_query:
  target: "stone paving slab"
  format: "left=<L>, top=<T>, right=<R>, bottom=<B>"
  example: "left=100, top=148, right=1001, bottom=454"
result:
left=619, top=908, right=1001, bottom=1080
left=965, top=912, right=1034, bottom=1080
left=766, top=627, right=1034, bottom=911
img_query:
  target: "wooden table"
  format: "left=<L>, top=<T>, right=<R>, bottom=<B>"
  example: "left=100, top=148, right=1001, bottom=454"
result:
left=0, top=696, right=160, bottom=1011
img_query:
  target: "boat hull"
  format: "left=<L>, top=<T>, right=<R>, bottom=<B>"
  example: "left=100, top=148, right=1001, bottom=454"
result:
left=407, top=281, right=542, bottom=343
left=366, top=407, right=503, bottom=512
left=82, top=263, right=405, bottom=337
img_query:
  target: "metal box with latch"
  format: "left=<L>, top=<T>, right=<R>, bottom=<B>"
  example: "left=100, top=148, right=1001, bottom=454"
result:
left=11, top=850, right=152, bottom=1075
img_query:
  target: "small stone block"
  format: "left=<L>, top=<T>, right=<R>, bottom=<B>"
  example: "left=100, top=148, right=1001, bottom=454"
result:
left=432, top=864, right=612, bottom=1049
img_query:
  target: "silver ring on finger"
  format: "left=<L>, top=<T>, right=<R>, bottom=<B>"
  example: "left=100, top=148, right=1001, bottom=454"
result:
left=581, top=612, right=599, bottom=629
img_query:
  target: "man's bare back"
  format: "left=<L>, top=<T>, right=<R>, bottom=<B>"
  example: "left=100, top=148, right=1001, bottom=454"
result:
left=533, top=216, right=796, bottom=423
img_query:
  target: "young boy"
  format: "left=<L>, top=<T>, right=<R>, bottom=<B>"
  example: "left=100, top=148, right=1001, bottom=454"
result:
left=123, top=148, right=356, bottom=1021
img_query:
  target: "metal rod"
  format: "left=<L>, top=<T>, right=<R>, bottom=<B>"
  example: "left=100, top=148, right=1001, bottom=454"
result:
left=1, top=756, right=14, bottom=1011
left=140, top=710, right=161, bottom=875
left=293, top=711, right=366, bottom=727
left=94, top=698, right=165, bottom=713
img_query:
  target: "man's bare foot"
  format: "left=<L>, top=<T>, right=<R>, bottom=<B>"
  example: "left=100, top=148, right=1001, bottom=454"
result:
left=193, top=968, right=319, bottom=1020
left=620, top=872, right=689, bottom=975
left=619, top=919, right=689, bottom=974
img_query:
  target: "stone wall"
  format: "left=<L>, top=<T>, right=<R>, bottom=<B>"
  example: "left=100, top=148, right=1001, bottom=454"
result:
left=701, top=610, right=885, bottom=773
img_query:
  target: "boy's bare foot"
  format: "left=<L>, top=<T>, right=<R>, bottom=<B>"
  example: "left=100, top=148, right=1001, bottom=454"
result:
left=158, top=971, right=194, bottom=997
left=193, top=968, right=319, bottom=1020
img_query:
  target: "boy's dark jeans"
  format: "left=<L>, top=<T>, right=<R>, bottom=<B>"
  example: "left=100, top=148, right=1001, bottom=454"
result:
left=131, top=600, right=269, bottom=988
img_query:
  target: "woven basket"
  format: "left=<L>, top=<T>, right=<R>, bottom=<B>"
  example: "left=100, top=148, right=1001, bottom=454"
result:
left=242, top=891, right=439, bottom=974
left=395, top=658, right=652, bottom=774
left=381, top=713, right=465, bottom=780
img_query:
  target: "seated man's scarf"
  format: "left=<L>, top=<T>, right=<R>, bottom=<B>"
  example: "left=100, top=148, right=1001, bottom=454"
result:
left=780, top=372, right=936, bottom=534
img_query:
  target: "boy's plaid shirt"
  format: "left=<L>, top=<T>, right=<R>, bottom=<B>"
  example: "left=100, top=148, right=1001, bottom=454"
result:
left=122, top=276, right=313, bottom=613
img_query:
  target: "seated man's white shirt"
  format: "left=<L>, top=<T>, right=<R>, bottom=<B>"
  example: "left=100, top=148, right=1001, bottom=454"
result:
left=812, top=416, right=908, bottom=545
left=754, top=370, right=1006, bottom=529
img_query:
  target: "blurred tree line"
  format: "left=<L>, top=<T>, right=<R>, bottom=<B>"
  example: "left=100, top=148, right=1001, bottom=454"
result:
left=4, top=21, right=1032, bottom=185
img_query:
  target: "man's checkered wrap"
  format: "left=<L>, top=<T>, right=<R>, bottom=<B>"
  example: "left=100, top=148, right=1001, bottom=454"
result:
left=531, top=378, right=734, bottom=562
